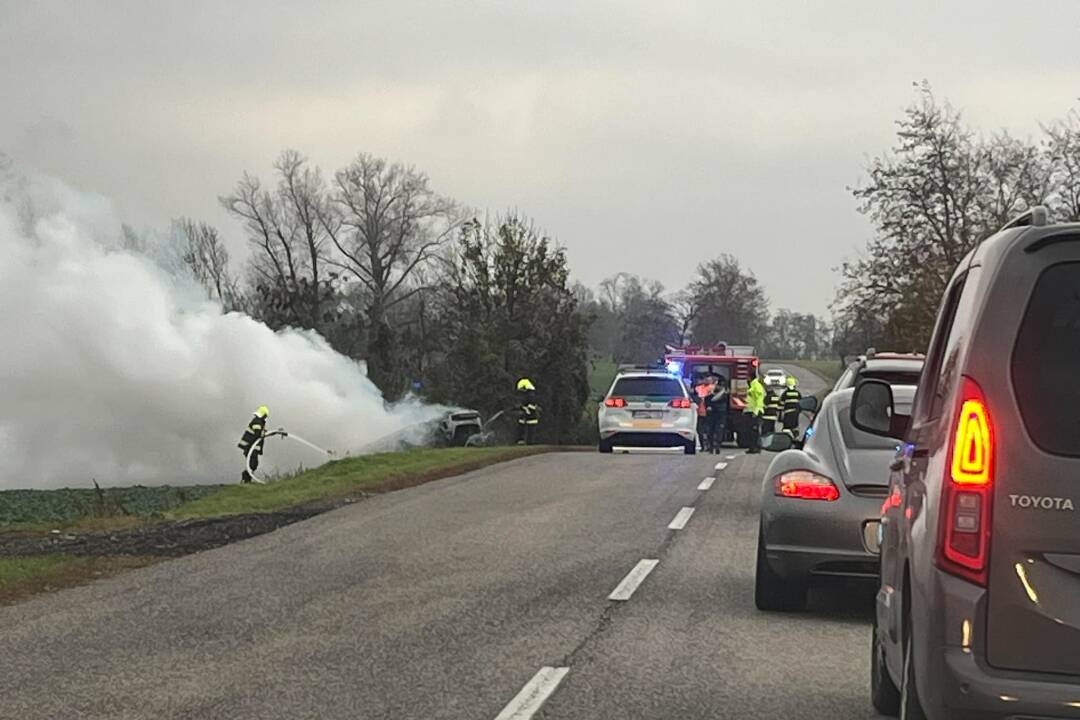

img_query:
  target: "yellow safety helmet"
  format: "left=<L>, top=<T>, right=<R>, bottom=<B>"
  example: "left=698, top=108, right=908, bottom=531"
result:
left=255, top=405, right=270, bottom=418
left=786, top=376, right=798, bottom=388
left=516, top=378, right=535, bottom=391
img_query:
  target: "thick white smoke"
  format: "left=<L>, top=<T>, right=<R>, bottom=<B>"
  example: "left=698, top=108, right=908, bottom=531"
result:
left=0, top=163, right=441, bottom=489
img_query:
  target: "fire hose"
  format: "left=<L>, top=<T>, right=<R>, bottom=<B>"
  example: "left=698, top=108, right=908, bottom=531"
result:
left=245, top=428, right=335, bottom=485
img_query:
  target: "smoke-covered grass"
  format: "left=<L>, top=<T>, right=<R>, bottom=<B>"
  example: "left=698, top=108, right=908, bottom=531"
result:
left=0, top=160, right=442, bottom=489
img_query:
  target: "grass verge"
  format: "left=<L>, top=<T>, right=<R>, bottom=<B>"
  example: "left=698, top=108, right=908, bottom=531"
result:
left=166, top=445, right=555, bottom=520
left=0, top=555, right=161, bottom=606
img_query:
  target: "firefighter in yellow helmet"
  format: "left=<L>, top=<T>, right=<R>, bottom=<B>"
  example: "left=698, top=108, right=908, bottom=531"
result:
left=781, top=375, right=803, bottom=432
left=516, top=378, right=540, bottom=445
left=238, top=405, right=270, bottom=484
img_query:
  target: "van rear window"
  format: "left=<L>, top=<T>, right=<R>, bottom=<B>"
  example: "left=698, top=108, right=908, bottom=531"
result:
left=1013, top=262, right=1080, bottom=456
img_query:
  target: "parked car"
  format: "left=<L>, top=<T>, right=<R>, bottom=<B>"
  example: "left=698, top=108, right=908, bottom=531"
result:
left=755, top=378, right=917, bottom=612
left=763, top=367, right=787, bottom=390
left=833, top=352, right=924, bottom=392
left=864, top=207, right=1080, bottom=719
left=597, top=367, right=697, bottom=454
left=438, top=410, right=482, bottom=447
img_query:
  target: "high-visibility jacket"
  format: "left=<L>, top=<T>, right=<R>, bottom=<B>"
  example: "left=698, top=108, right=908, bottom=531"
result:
left=744, top=378, right=765, bottom=416
left=238, top=414, right=267, bottom=454
left=762, top=390, right=781, bottom=421
left=518, top=390, right=540, bottom=425
left=781, top=388, right=802, bottom=420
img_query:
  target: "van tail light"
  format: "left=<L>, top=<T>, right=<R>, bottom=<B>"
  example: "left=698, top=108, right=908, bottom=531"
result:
left=669, top=398, right=692, bottom=409
left=774, top=470, right=840, bottom=501
left=938, top=376, right=994, bottom=586
left=604, top=397, right=626, bottom=408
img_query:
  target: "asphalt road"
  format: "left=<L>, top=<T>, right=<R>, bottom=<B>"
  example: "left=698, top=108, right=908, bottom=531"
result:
left=3, top=372, right=882, bottom=720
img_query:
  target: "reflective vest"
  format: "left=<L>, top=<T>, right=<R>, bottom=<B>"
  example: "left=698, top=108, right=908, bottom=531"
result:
left=519, top=391, right=539, bottom=425
left=781, top=388, right=802, bottom=416
left=238, top=414, right=267, bottom=453
left=744, top=379, right=765, bottom=416
left=762, top=390, right=781, bottom=421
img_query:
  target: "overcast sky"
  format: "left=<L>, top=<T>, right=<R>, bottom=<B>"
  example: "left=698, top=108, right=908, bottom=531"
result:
left=2, top=1, right=1079, bottom=315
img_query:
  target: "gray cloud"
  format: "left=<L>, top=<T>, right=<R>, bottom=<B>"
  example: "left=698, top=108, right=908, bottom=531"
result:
left=3, top=0, right=1079, bottom=315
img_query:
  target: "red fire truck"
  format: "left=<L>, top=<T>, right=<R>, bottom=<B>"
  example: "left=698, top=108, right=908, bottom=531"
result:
left=662, top=343, right=760, bottom=448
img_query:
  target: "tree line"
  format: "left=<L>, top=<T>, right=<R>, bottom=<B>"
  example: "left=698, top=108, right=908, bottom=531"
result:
left=835, top=82, right=1080, bottom=354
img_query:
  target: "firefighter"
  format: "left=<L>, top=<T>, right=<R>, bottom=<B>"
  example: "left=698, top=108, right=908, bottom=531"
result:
left=762, top=384, right=781, bottom=436
left=743, top=373, right=765, bottom=454
left=238, top=405, right=270, bottom=484
left=781, top=375, right=803, bottom=432
left=705, top=376, right=729, bottom=454
left=516, top=378, right=540, bottom=445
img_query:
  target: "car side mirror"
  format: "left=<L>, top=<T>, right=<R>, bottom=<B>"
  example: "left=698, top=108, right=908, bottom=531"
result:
left=798, top=395, right=819, bottom=414
left=761, top=432, right=794, bottom=452
left=851, top=380, right=909, bottom=438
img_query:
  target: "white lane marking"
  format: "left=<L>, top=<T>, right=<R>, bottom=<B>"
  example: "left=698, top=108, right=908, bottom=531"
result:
left=698, top=476, right=715, bottom=491
left=608, top=559, right=660, bottom=601
left=494, top=666, right=570, bottom=720
left=714, top=462, right=728, bottom=471
left=725, top=454, right=736, bottom=460
left=667, top=506, right=696, bottom=530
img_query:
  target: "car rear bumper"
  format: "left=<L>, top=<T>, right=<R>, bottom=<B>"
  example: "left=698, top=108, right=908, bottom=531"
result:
left=761, top=493, right=882, bottom=581
left=914, top=569, right=1080, bottom=720
left=599, top=431, right=694, bottom=448
left=927, top=646, right=1080, bottom=719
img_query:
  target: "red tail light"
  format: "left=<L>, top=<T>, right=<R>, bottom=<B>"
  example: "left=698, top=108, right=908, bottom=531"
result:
left=774, top=470, right=840, bottom=501
left=938, top=376, right=994, bottom=585
left=669, top=398, right=692, bottom=409
left=604, top=397, right=626, bottom=408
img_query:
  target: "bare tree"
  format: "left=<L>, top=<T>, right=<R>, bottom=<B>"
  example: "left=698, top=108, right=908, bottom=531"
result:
left=323, top=154, right=458, bottom=395
left=220, top=150, right=334, bottom=332
left=1045, top=110, right=1080, bottom=221
left=175, top=218, right=242, bottom=310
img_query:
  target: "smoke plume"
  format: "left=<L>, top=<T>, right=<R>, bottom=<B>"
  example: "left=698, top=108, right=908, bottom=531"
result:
left=0, top=161, right=440, bottom=489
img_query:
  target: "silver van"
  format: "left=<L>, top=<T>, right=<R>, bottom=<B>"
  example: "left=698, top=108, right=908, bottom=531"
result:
left=854, top=208, right=1080, bottom=719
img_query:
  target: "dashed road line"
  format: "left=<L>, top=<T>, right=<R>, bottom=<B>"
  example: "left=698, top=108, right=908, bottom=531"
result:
left=608, top=559, right=660, bottom=601
left=698, top=476, right=715, bottom=491
left=494, top=666, right=570, bottom=720
left=714, top=462, right=728, bottom=471
left=667, top=506, right=696, bottom=530
left=725, top=454, right=736, bottom=460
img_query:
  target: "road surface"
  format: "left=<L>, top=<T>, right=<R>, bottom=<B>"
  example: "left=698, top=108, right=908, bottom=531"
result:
left=3, top=398, right=886, bottom=719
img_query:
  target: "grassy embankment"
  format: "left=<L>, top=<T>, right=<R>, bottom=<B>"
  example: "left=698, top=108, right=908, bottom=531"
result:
left=0, top=445, right=556, bottom=604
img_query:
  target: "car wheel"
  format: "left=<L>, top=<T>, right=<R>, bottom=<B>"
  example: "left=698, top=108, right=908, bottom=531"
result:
left=899, top=631, right=927, bottom=720
left=598, top=438, right=613, bottom=454
left=684, top=440, right=697, bottom=455
left=754, top=526, right=807, bottom=611
left=871, top=617, right=901, bottom=716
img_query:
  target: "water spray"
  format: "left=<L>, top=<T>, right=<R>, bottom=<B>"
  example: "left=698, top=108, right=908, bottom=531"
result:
left=245, top=428, right=335, bottom=485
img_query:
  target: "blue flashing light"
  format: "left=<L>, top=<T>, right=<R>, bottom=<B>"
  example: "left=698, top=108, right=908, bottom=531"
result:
left=666, top=361, right=683, bottom=374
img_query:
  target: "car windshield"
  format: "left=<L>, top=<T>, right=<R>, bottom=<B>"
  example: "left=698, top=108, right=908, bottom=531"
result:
left=611, top=377, right=685, bottom=399
left=859, top=370, right=922, bottom=386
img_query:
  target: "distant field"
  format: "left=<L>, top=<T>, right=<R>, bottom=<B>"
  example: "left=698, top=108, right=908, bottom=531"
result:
left=764, top=358, right=844, bottom=385
left=589, top=358, right=618, bottom=397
